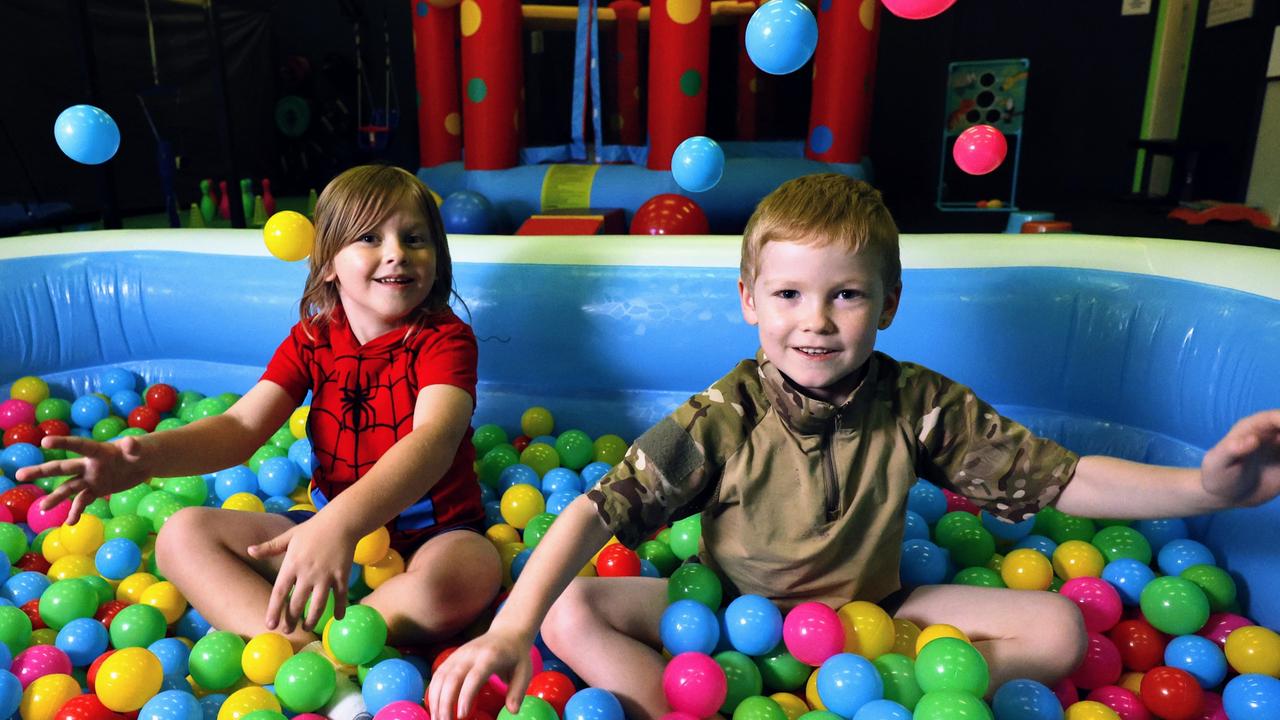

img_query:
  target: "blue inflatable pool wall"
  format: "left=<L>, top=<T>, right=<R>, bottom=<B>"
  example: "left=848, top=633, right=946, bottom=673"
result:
left=2, top=230, right=1277, bottom=625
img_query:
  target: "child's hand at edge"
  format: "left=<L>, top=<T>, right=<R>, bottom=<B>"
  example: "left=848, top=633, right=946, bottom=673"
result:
left=15, top=434, right=150, bottom=525
left=248, top=512, right=356, bottom=633
left=1201, top=409, right=1280, bottom=508
left=428, top=628, right=534, bottom=720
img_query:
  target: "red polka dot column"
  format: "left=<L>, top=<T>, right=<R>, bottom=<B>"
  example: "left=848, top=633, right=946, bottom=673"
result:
left=806, top=0, right=880, bottom=163
left=412, top=0, right=461, bottom=167
left=609, top=0, right=643, bottom=146
left=460, top=0, right=522, bottom=170
left=646, top=0, right=711, bottom=170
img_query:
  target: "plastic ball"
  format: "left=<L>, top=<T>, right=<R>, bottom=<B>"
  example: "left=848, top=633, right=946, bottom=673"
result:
left=553, top=430, right=595, bottom=472
left=274, top=651, right=336, bottom=713
left=744, top=0, right=818, bottom=75
left=263, top=211, right=315, bottom=262
left=1052, top=540, right=1105, bottom=580
left=671, top=137, right=725, bottom=193
left=1091, top=526, right=1152, bottom=565
left=54, top=617, right=108, bottom=667
left=668, top=514, right=702, bottom=562
left=440, top=191, right=496, bottom=234
left=1179, top=565, right=1236, bottom=613
left=1139, top=577, right=1209, bottom=636
left=724, top=595, right=784, bottom=657
left=564, top=687, right=624, bottom=720
left=354, top=527, right=393, bottom=566
left=1199, top=612, right=1252, bottom=648
left=1155, top=539, right=1215, bottom=578
left=0, top=400, right=36, bottom=432
left=668, top=562, right=722, bottom=610
left=1224, top=625, right=1280, bottom=676
left=0, top=444, right=45, bottom=484
left=663, top=652, right=728, bottom=718
left=1100, top=558, right=1156, bottom=607
left=1139, top=666, right=1202, bottom=720
left=326, top=605, right=387, bottom=666
left=913, top=637, right=988, bottom=697
left=899, top=539, right=950, bottom=587
left=816, top=653, right=883, bottom=717
left=630, top=194, right=710, bottom=235
left=190, top=631, right=246, bottom=691
left=1133, top=519, right=1188, bottom=554
left=500, top=484, right=546, bottom=530
left=96, top=647, right=163, bottom=711
left=1070, top=633, right=1122, bottom=690
left=1060, top=577, right=1123, bottom=633
left=952, top=124, right=1008, bottom=176
left=11, top=645, right=72, bottom=689
left=880, top=0, right=956, bottom=19
left=54, top=105, right=121, bottom=164
left=1002, top=548, right=1054, bottom=591
left=991, top=678, right=1060, bottom=720
left=19, top=673, right=80, bottom=720
left=594, top=544, right=641, bottom=578
left=783, top=602, right=845, bottom=667
left=240, top=632, right=293, bottom=685
left=257, top=457, right=301, bottom=498
left=1108, top=618, right=1167, bottom=673
left=109, top=603, right=167, bottom=649
left=1164, top=634, right=1227, bottom=689
left=662, top=599, right=721, bottom=656
left=139, top=690, right=203, bottom=720
left=361, top=658, right=424, bottom=715
left=37, top=578, right=98, bottom=630
left=216, top=687, right=281, bottom=720
left=1222, top=673, right=1280, bottom=720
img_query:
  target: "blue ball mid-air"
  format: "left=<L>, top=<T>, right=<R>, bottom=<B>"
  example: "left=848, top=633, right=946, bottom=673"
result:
left=671, top=136, right=724, bottom=193
left=54, top=104, right=121, bottom=165
left=745, top=0, right=818, bottom=76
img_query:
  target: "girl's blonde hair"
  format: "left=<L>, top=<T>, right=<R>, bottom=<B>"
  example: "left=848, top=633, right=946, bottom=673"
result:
left=298, top=164, right=456, bottom=330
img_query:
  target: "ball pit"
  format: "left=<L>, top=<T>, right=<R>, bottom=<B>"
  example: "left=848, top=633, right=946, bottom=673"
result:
left=1, top=230, right=1279, bottom=719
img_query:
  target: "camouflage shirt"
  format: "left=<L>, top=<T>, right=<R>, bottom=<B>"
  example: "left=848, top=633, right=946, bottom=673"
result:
left=587, top=350, right=1079, bottom=609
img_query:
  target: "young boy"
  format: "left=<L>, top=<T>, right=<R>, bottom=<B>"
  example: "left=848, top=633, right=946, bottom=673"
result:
left=428, top=174, right=1280, bottom=720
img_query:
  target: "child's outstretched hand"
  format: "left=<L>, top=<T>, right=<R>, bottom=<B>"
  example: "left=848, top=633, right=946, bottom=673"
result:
left=428, top=629, right=533, bottom=720
left=1201, top=410, right=1280, bottom=507
left=15, top=435, right=150, bottom=524
left=248, top=513, right=356, bottom=633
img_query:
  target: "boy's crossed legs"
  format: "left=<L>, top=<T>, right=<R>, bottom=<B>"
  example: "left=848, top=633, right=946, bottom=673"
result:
left=156, top=507, right=502, bottom=647
left=541, top=578, right=1087, bottom=720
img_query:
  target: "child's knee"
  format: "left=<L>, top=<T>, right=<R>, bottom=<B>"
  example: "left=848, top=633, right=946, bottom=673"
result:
left=155, top=506, right=208, bottom=568
left=541, top=580, right=595, bottom=653
left=1040, top=593, right=1087, bottom=674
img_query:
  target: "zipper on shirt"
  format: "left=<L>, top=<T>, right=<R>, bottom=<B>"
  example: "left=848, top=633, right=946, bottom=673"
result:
left=822, top=416, right=839, bottom=521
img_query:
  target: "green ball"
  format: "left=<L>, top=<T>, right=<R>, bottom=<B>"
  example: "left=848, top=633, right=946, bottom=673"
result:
left=80, top=575, right=115, bottom=606
left=155, top=418, right=186, bottom=432
left=163, top=476, right=209, bottom=507
left=715, top=651, right=763, bottom=715
left=951, top=567, right=1004, bottom=588
left=496, top=695, right=559, bottom=720
left=275, top=651, right=337, bottom=712
left=933, top=511, right=982, bottom=548
left=942, top=526, right=995, bottom=568
left=1048, top=513, right=1096, bottom=545
left=117, top=428, right=147, bottom=438
left=519, top=443, right=560, bottom=478
left=189, top=631, right=246, bottom=690
left=1139, top=576, right=1210, bottom=636
left=357, top=646, right=402, bottom=684
left=269, top=425, right=298, bottom=450
left=109, top=603, right=167, bottom=648
left=797, top=713, right=844, bottom=720
left=35, top=398, right=71, bottom=423
left=911, top=690, right=994, bottom=720
left=522, top=513, right=556, bottom=549
left=33, top=474, right=63, bottom=494
left=175, top=391, right=205, bottom=417
left=242, top=712, right=287, bottom=720
left=668, top=514, right=702, bottom=561
left=40, top=449, right=67, bottom=462
left=553, top=430, right=594, bottom=471
left=1031, top=506, right=1064, bottom=537
left=38, top=578, right=98, bottom=630
left=478, top=445, right=520, bottom=488
left=31, top=529, right=51, bottom=555
left=248, top=444, right=287, bottom=473
left=472, top=424, right=509, bottom=457
left=874, top=653, right=923, bottom=711
left=109, top=484, right=154, bottom=517
left=0, top=604, right=33, bottom=655
left=327, top=605, right=388, bottom=666
left=914, top=638, right=989, bottom=697
left=217, top=392, right=242, bottom=407
left=732, top=696, right=787, bottom=720
left=0, top=524, right=29, bottom=564
left=755, top=642, right=809, bottom=692
left=593, top=434, right=628, bottom=466
left=92, top=416, right=128, bottom=442
left=137, top=490, right=184, bottom=533
left=82, top=498, right=112, bottom=520
left=303, top=592, right=337, bottom=632
left=636, top=540, right=679, bottom=577
left=1092, top=525, right=1152, bottom=565
left=668, top=562, right=722, bottom=610
left=189, top=397, right=231, bottom=421
left=105, top=514, right=152, bottom=545
left=1180, top=564, right=1237, bottom=613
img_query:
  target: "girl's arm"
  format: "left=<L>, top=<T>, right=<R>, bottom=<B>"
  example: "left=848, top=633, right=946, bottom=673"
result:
left=20, top=380, right=296, bottom=522
left=249, top=382, right=474, bottom=631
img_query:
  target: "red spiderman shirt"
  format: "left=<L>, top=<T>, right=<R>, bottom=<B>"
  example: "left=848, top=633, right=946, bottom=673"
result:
left=261, top=306, right=483, bottom=550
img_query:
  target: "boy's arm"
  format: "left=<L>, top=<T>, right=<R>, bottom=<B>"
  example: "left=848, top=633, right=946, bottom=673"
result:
left=428, top=495, right=613, bottom=720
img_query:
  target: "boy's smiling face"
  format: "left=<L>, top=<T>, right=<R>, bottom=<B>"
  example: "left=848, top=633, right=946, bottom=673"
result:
left=739, top=240, right=901, bottom=405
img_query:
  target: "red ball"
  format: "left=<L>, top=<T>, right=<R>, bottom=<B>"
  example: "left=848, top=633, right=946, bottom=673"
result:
left=630, top=194, right=710, bottom=236
left=595, top=544, right=642, bottom=578
left=87, top=649, right=116, bottom=691
left=96, top=600, right=129, bottom=627
left=941, top=489, right=980, bottom=515
left=952, top=124, right=1009, bottom=176
left=144, top=383, right=178, bottom=413
left=526, top=671, right=576, bottom=717
left=0, top=485, right=45, bottom=523
left=127, top=406, right=161, bottom=432
left=56, top=693, right=125, bottom=720
left=431, top=646, right=458, bottom=674
left=512, top=435, right=531, bottom=453
left=1140, top=666, right=1204, bottom=720
left=20, top=599, right=46, bottom=630
left=3, top=423, right=42, bottom=448
left=1108, top=618, right=1168, bottom=672
left=471, top=681, right=506, bottom=718
left=38, top=419, right=70, bottom=438
left=17, top=552, right=51, bottom=574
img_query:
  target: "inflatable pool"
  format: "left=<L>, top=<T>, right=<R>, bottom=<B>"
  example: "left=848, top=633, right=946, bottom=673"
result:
left=1, top=230, right=1277, bottom=626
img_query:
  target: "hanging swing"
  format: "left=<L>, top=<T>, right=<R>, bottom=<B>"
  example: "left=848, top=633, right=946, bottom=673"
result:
left=352, top=2, right=399, bottom=151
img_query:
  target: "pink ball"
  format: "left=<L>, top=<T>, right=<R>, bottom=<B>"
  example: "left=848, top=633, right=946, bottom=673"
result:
left=1052, top=677, right=1079, bottom=709
left=941, top=489, right=980, bottom=515
left=294, top=715, right=330, bottom=720
left=1069, top=632, right=1122, bottom=690
left=1197, top=612, right=1252, bottom=648
left=1061, top=577, right=1124, bottom=633
left=0, top=506, right=12, bottom=524
left=11, top=645, right=73, bottom=688
left=1087, top=685, right=1152, bottom=720
left=881, top=0, right=956, bottom=20
left=488, top=645, right=542, bottom=694
left=26, top=498, right=70, bottom=534
left=0, top=400, right=35, bottom=432
left=782, top=602, right=844, bottom=667
left=952, top=124, right=1008, bottom=176
left=1193, top=691, right=1226, bottom=720
left=662, top=652, right=727, bottom=718
left=660, top=714, right=701, bottom=720
left=374, top=701, right=430, bottom=720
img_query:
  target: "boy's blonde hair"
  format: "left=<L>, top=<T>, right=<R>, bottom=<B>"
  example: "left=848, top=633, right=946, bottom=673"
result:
left=740, top=174, right=900, bottom=291
left=298, top=164, right=455, bottom=328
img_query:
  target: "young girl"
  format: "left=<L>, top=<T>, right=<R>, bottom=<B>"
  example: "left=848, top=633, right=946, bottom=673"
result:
left=17, top=164, right=501, bottom=646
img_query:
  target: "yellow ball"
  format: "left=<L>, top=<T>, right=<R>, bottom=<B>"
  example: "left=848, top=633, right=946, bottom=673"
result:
left=891, top=618, right=921, bottom=659
left=1225, top=625, right=1280, bottom=676
left=290, top=405, right=310, bottom=440
left=97, top=647, right=164, bottom=712
left=47, top=554, right=96, bottom=581
left=242, top=632, right=295, bottom=685
left=20, top=673, right=81, bottom=720
left=263, top=211, right=315, bottom=262
left=61, top=514, right=105, bottom=555
left=1118, top=671, right=1144, bottom=694
left=140, top=581, right=188, bottom=624
left=500, top=483, right=545, bottom=530
left=364, top=548, right=406, bottom=589
left=520, top=406, right=554, bottom=438
left=837, top=600, right=896, bottom=660
left=916, top=624, right=970, bottom=655
left=1064, top=700, right=1121, bottom=720
left=353, top=527, right=392, bottom=566
left=591, top=536, right=621, bottom=566
left=485, top=523, right=520, bottom=547
left=1001, top=548, right=1054, bottom=590
left=803, top=668, right=826, bottom=711
left=770, top=692, right=809, bottom=720
left=10, top=376, right=50, bottom=404
left=987, top=552, right=1004, bottom=572
left=223, top=493, right=265, bottom=513
left=288, top=503, right=317, bottom=512
left=117, top=572, right=160, bottom=603
left=217, top=686, right=282, bottom=720
left=31, top=628, right=58, bottom=647
left=1053, top=540, right=1105, bottom=580
left=40, top=528, right=69, bottom=563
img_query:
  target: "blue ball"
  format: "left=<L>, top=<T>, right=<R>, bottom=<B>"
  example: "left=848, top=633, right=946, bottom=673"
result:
left=55, top=617, right=109, bottom=667
left=541, top=467, right=584, bottom=496
left=546, top=489, right=581, bottom=515
left=264, top=496, right=294, bottom=514
left=1101, top=558, right=1156, bottom=606
left=1165, top=634, right=1227, bottom=689
left=899, top=539, right=949, bottom=587
left=149, top=637, right=193, bottom=678
left=816, top=653, right=883, bottom=718
left=214, top=465, right=259, bottom=500
left=745, top=0, right=819, bottom=75
left=498, top=464, right=540, bottom=494
left=1013, top=534, right=1058, bottom=559
left=140, top=688, right=203, bottom=720
left=991, top=678, right=1062, bottom=720
left=96, top=537, right=143, bottom=580
left=198, top=694, right=228, bottom=720
left=660, top=598, right=720, bottom=655
left=543, top=657, right=583, bottom=689
left=723, top=594, right=783, bottom=656
left=175, top=606, right=212, bottom=642
left=1134, top=517, right=1189, bottom=553
left=257, top=456, right=302, bottom=497
left=0, top=476, right=13, bottom=495
left=0, top=443, right=43, bottom=478
left=110, top=390, right=143, bottom=417
left=1223, top=674, right=1280, bottom=720
left=563, top=688, right=624, bottom=720
left=1157, top=538, right=1216, bottom=577
left=99, top=367, right=137, bottom=394
left=981, top=510, right=1035, bottom=543
left=484, top=500, right=503, bottom=526
left=851, top=699, right=911, bottom=720
left=2, top=571, right=51, bottom=606
left=440, top=191, right=497, bottom=234
left=907, top=481, right=947, bottom=524
left=510, top=547, right=534, bottom=582
left=287, top=437, right=317, bottom=478
left=580, top=462, right=611, bottom=489
left=70, top=394, right=110, bottom=429
left=671, top=136, right=724, bottom=193
left=902, top=510, right=930, bottom=542
left=0, top=670, right=21, bottom=720
left=362, top=658, right=426, bottom=715
left=54, top=105, right=121, bottom=165
left=638, top=559, right=660, bottom=578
